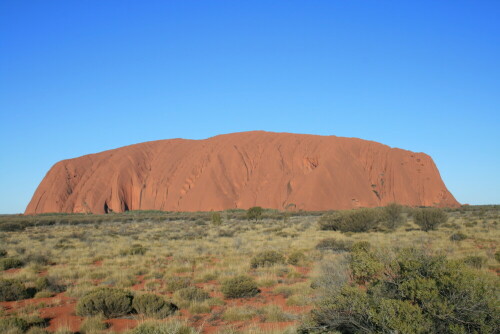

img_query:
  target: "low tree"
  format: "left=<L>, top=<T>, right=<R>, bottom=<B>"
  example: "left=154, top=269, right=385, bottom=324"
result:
left=413, top=208, right=447, bottom=232
left=246, top=206, right=263, bottom=221
left=383, top=203, right=404, bottom=229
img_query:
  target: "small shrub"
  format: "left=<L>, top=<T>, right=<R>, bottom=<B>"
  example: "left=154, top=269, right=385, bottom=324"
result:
left=211, top=212, right=222, bottom=226
left=120, top=244, right=147, bottom=256
left=0, top=257, right=24, bottom=270
left=250, top=250, right=285, bottom=268
left=34, top=291, right=54, bottom=298
left=79, top=315, right=108, bottom=333
left=0, top=279, right=28, bottom=301
left=288, top=251, right=306, bottom=265
left=0, top=249, right=7, bottom=257
left=247, top=206, right=263, bottom=221
left=165, top=276, right=191, bottom=292
left=462, top=256, right=487, bottom=269
left=315, top=238, right=352, bottom=252
left=221, top=276, right=260, bottom=299
left=413, top=208, right=447, bottom=231
left=350, top=246, right=383, bottom=284
left=176, top=286, right=210, bottom=302
left=449, top=232, right=468, bottom=241
left=495, top=251, right=500, bottom=263
left=351, top=241, right=371, bottom=252
left=132, top=293, right=178, bottom=318
left=319, top=209, right=381, bottom=232
left=76, top=288, right=133, bottom=318
left=34, top=276, right=65, bottom=293
left=383, top=203, right=405, bottom=229
left=0, top=317, right=29, bottom=333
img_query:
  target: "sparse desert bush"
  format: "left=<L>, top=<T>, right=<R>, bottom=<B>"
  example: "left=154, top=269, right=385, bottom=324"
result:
left=318, top=209, right=381, bottom=232
left=247, top=206, right=263, bottom=221
left=0, top=257, right=24, bottom=270
left=176, top=286, right=210, bottom=302
left=132, top=293, right=178, bottom=318
left=449, top=232, right=468, bottom=241
left=79, top=315, right=108, bottom=333
left=288, top=250, right=306, bottom=265
left=211, top=212, right=222, bottom=226
left=127, top=320, right=199, bottom=334
left=221, top=276, right=260, bottom=299
left=413, top=208, right=448, bottom=231
left=383, top=203, right=405, bottom=229
left=34, top=291, right=54, bottom=298
left=0, top=317, right=29, bottom=333
left=462, top=255, right=487, bottom=269
left=120, top=243, right=147, bottom=256
left=0, top=279, right=28, bottom=301
left=34, top=276, right=65, bottom=293
left=303, top=247, right=499, bottom=333
left=315, top=238, right=352, bottom=252
left=76, top=288, right=133, bottom=318
left=250, top=250, right=285, bottom=268
left=0, top=249, right=7, bottom=257
left=165, top=276, right=191, bottom=292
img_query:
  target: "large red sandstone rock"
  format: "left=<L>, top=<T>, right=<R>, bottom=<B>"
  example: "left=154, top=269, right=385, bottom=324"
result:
left=25, top=131, right=459, bottom=214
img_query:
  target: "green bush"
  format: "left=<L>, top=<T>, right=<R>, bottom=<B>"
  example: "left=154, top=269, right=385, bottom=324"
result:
left=34, top=276, right=65, bottom=293
left=132, top=293, right=178, bottom=318
left=76, top=288, right=133, bottom=318
left=383, top=203, right=405, bottom=229
left=120, top=244, right=147, bottom=256
left=0, top=257, right=24, bottom=270
left=165, top=276, right=191, bottom=292
left=176, top=286, right=210, bottom=301
left=349, top=245, right=383, bottom=284
left=302, top=248, right=499, bottom=333
left=250, top=250, right=285, bottom=268
left=318, top=209, right=381, bottom=232
left=0, top=279, right=28, bottom=301
left=495, top=251, right=500, bottom=263
left=0, top=317, right=29, bottom=333
left=211, top=212, right=222, bottom=226
left=351, top=241, right=371, bottom=252
left=413, top=208, right=447, bottom=231
left=288, top=251, right=306, bottom=265
left=221, top=276, right=260, bottom=299
left=462, top=255, right=487, bottom=269
left=0, top=249, right=7, bottom=257
left=247, top=206, right=263, bottom=221
left=315, top=238, right=352, bottom=252
left=449, top=232, right=468, bottom=241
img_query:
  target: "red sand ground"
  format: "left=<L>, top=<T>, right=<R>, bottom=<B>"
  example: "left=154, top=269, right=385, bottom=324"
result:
left=26, top=131, right=459, bottom=214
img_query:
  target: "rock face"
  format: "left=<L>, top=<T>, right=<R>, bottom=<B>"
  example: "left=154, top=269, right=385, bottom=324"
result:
left=25, top=131, right=459, bottom=214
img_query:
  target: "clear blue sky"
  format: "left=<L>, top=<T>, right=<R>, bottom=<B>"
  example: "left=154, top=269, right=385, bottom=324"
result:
left=1, top=1, right=499, bottom=213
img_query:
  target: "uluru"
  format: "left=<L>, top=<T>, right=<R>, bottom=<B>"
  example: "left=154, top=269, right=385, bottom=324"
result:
left=25, top=131, right=459, bottom=214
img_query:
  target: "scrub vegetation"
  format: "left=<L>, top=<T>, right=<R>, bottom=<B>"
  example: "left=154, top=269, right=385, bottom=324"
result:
left=0, top=205, right=498, bottom=333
